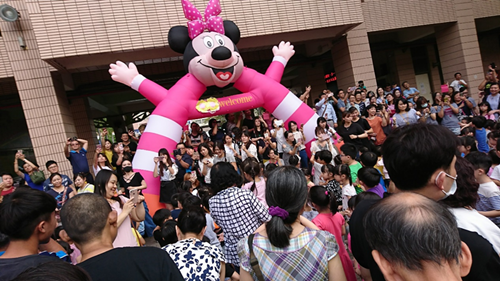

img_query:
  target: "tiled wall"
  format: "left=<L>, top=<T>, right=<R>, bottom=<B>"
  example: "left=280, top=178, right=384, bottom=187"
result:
left=0, top=39, right=14, bottom=78
left=331, top=23, right=377, bottom=93
left=24, top=0, right=363, bottom=60
left=361, top=0, right=458, bottom=33
left=479, top=34, right=500, bottom=76
left=473, top=0, right=500, bottom=19
left=436, top=0, right=484, bottom=100
left=0, top=0, right=77, bottom=177
left=427, top=45, right=443, bottom=94
left=394, top=48, right=416, bottom=89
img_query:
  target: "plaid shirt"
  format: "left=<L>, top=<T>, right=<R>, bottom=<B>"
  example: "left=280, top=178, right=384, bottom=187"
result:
left=209, top=187, right=270, bottom=265
left=238, top=228, right=338, bottom=280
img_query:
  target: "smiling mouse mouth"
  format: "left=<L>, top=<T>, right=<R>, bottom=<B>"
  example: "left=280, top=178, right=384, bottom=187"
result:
left=198, top=56, right=240, bottom=82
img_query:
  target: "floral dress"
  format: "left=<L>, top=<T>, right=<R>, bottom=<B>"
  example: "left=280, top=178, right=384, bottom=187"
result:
left=163, top=238, right=225, bottom=281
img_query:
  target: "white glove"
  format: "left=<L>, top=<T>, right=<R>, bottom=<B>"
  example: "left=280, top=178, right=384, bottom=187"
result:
left=272, top=41, right=295, bottom=62
left=109, top=61, right=139, bottom=87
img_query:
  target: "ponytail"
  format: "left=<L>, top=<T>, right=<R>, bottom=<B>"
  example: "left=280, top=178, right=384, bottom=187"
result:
left=265, top=166, right=307, bottom=248
left=334, top=164, right=352, bottom=185
left=266, top=215, right=294, bottom=248
left=243, top=159, right=261, bottom=193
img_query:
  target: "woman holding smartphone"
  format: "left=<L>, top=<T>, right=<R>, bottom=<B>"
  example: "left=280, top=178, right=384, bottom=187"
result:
left=282, top=131, right=301, bottom=166
left=288, top=121, right=308, bottom=168
left=438, top=92, right=461, bottom=135
left=198, top=143, right=214, bottom=186
left=94, top=169, right=145, bottom=247
left=154, top=148, right=178, bottom=210
left=120, top=159, right=155, bottom=237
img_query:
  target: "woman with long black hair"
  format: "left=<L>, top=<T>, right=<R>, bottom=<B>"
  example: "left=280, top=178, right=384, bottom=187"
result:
left=94, top=169, right=145, bottom=248
left=237, top=166, right=346, bottom=280
left=153, top=148, right=178, bottom=210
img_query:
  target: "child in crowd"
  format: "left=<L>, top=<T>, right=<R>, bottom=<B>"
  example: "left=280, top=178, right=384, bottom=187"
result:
left=489, top=150, right=500, bottom=176
left=333, top=164, right=357, bottom=212
left=472, top=116, right=489, bottom=153
left=360, top=151, right=386, bottom=191
left=310, top=150, right=333, bottom=185
left=340, top=143, right=363, bottom=193
left=357, top=167, right=385, bottom=198
left=160, top=220, right=178, bottom=246
left=242, top=159, right=267, bottom=207
left=458, top=136, right=478, bottom=157
left=310, top=186, right=357, bottom=281
left=320, top=164, right=342, bottom=209
left=152, top=209, right=172, bottom=247
left=466, top=152, right=500, bottom=226
left=170, top=194, right=182, bottom=220
left=301, top=168, right=315, bottom=189
left=489, top=131, right=500, bottom=149
left=288, top=155, right=300, bottom=168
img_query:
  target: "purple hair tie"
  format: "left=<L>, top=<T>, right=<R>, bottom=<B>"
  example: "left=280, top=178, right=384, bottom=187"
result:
left=269, top=206, right=289, bottom=220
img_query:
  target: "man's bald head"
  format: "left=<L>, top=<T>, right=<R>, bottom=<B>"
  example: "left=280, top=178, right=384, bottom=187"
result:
left=60, top=193, right=112, bottom=245
left=363, top=193, right=461, bottom=271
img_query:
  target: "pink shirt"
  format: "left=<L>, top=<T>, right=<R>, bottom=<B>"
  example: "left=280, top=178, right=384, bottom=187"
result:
left=242, top=178, right=267, bottom=208
left=313, top=212, right=357, bottom=281
left=110, top=196, right=138, bottom=248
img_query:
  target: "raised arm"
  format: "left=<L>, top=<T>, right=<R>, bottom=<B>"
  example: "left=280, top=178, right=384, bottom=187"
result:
left=64, top=138, right=71, bottom=158
left=109, top=61, right=168, bottom=106
left=13, top=154, right=23, bottom=177
left=77, top=138, right=88, bottom=151
left=264, top=41, right=295, bottom=82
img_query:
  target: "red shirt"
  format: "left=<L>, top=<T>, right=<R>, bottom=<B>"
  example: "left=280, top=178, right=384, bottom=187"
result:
left=1, top=187, right=14, bottom=197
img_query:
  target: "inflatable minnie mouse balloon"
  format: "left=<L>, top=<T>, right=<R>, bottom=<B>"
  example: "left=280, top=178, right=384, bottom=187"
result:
left=109, top=0, right=320, bottom=212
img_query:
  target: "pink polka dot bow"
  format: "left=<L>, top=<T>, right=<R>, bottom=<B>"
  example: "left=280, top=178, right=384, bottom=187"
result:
left=182, top=0, right=225, bottom=40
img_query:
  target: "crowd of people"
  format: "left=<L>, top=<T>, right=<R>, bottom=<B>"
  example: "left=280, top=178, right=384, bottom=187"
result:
left=0, top=66, right=500, bottom=281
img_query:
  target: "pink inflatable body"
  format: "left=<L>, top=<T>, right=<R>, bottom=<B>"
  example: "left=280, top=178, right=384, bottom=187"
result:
left=109, top=0, right=319, bottom=213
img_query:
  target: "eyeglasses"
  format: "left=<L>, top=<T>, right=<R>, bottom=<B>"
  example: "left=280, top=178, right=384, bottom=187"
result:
left=434, top=171, right=457, bottom=185
left=339, top=154, right=346, bottom=157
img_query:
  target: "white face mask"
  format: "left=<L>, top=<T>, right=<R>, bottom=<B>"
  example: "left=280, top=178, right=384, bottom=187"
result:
left=435, top=171, right=458, bottom=199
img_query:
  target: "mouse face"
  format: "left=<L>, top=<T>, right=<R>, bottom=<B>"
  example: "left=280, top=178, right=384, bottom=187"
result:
left=187, top=32, right=244, bottom=88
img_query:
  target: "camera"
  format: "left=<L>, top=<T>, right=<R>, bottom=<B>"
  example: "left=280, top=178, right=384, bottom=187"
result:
left=173, top=149, right=182, bottom=157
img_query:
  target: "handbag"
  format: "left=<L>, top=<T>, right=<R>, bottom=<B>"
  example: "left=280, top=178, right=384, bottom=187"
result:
left=248, top=234, right=265, bottom=281
left=30, top=170, right=45, bottom=184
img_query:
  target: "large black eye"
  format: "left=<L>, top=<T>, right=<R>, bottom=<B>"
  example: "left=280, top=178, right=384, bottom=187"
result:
left=203, top=37, right=214, bottom=49
left=215, top=35, right=225, bottom=46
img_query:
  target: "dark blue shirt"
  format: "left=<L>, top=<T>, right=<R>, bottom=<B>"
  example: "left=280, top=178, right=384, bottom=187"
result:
left=476, top=128, right=489, bottom=153
left=67, top=148, right=90, bottom=175
left=23, top=174, right=44, bottom=191
left=175, top=153, right=193, bottom=180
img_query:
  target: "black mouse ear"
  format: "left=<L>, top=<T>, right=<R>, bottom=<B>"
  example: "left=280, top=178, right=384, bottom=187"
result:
left=168, top=26, right=191, bottom=54
left=223, top=20, right=240, bottom=45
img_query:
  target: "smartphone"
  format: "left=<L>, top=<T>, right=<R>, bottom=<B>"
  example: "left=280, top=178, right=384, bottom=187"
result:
left=96, top=144, right=101, bottom=150
left=130, top=189, right=139, bottom=204
left=154, top=156, right=159, bottom=162
left=321, top=134, right=329, bottom=141
left=444, top=97, right=450, bottom=103
left=300, top=124, right=304, bottom=130
left=17, top=149, right=23, bottom=154
left=275, top=120, right=284, bottom=127
left=348, top=86, right=357, bottom=92
left=264, top=133, right=269, bottom=138
left=119, top=143, right=124, bottom=151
